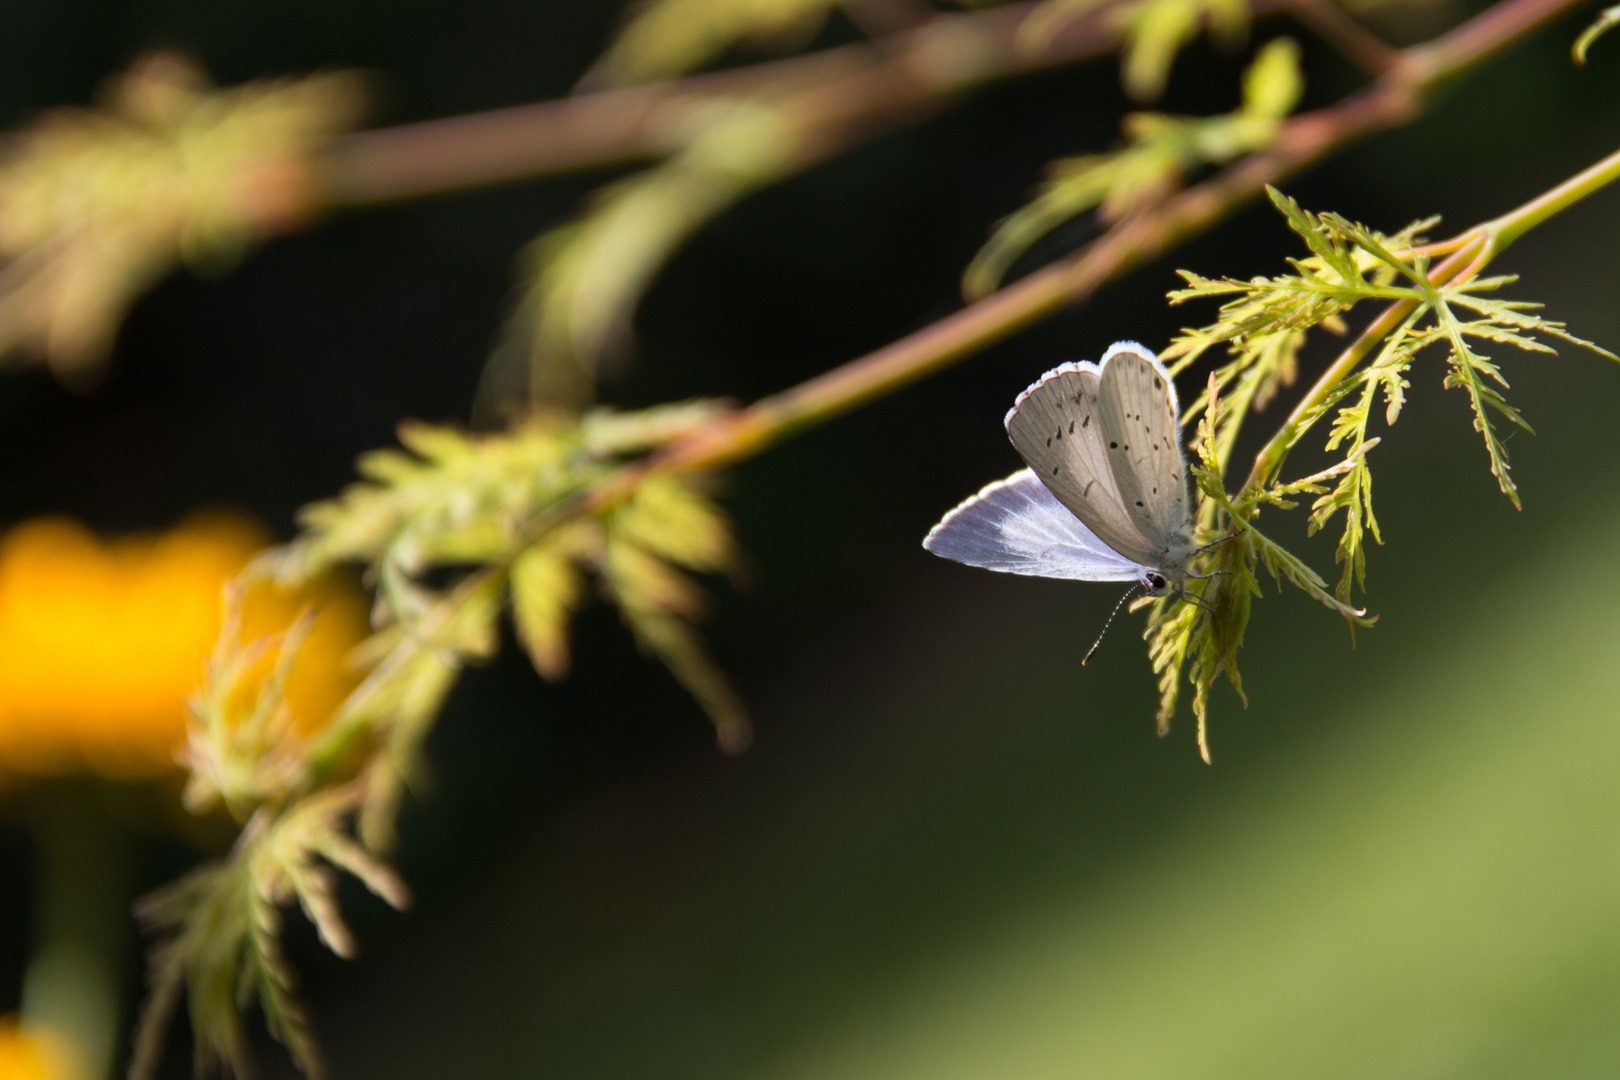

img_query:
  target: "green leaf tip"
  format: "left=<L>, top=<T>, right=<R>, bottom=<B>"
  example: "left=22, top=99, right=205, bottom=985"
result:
left=1573, top=3, right=1620, bottom=65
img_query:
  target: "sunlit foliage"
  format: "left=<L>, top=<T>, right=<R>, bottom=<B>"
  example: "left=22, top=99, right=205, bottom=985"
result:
left=1144, top=189, right=1613, bottom=759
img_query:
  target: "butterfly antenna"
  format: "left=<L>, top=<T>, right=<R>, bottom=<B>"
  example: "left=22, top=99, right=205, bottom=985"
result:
left=1083, top=585, right=1139, bottom=667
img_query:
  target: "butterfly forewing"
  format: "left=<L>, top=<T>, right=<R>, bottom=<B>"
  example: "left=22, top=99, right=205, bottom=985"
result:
left=1003, top=362, right=1161, bottom=567
left=1097, top=342, right=1190, bottom=550
left=923, top=468, right=1145, bottom=581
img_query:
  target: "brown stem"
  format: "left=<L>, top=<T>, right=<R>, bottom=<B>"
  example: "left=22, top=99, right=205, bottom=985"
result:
left=317, top=0, right=1428, bottom=208
left=1278, top=0, right=1401, bottom=74
left=315, top=1, right=1127, bottom=205
left=646, top=87, right=1410, bottom=475
left=1410, top=0, right=1591, bottom=76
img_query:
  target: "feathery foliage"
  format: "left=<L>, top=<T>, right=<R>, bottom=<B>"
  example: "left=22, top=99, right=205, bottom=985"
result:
left=135, top=403, right=745, bottom=1077
left=964, top=38, right=1300, bottom=299
left=1142, top=188, right=1613, bottom=759
left=88, top=0, right=1620, bottom=1071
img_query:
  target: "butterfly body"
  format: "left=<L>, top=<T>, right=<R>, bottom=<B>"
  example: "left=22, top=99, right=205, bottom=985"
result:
left=925, top=341, right=1194, bottom=596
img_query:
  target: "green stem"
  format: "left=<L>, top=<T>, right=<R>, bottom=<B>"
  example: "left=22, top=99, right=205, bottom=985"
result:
left=1480, top=143, right=1620, bottom=248
left=22, top=782, right=130, bottom=1080
left=1240, top=237, right=1485, bottom=496
left=1243, top=136, right=1620, bottom=498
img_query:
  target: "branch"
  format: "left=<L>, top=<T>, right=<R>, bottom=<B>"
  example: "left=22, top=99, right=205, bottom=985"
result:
left=314, top=1, right=1129, bottom=206
left=311, top=0, right=1410, bottom=209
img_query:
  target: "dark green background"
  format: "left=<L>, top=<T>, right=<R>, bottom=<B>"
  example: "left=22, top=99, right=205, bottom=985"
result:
left=3, top=0, right=1620, bottom=1076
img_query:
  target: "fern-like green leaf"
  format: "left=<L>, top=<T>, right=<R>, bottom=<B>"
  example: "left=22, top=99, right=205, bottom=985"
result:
left=965, top=39, right=1299, bottom=298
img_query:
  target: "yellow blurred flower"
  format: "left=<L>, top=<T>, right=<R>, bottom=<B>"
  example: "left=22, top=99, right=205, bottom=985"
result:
left=0, top=515, right=367, bottom=781
left=0, top=1016, right=82, bottom=1080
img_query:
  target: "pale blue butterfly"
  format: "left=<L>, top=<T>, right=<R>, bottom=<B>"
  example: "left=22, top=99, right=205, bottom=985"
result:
left=924, top=342, right=1197, bottom=606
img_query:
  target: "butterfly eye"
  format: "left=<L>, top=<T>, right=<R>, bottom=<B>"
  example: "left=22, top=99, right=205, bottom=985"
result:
left=1145, top=572, right=1168, bottom=594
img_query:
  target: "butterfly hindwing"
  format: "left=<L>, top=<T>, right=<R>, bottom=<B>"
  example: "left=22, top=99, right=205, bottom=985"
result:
left=1003, top=362, right=1160, bottom=567
left=923, top=468, right=1146, bottom=581
left=1097, top=341, right=1191, bottom=551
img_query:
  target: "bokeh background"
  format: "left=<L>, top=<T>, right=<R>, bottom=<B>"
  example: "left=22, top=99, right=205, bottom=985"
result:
left=5, top=0, right=1620, bottom=1076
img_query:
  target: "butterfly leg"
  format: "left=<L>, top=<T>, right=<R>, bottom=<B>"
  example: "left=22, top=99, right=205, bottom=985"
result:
left=1178, top=588, right=1218, bottom=616
left=1190, top=531, right=1240, bottom=557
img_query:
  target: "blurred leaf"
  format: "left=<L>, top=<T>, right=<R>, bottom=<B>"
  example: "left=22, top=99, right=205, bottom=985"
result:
left=965, top=39, right=1299, bottom=298
left=604, top=482, right=750, bottom=752
left=484, top=102, right=797, bottom=413
left=0, top=53, right=364, bottom=384
left=179, top=593, right=318, bottom=820
left=1242, top=32, right=1303, bottom=116
left=587, top=0, right=842, bottom=87
left=510, top=522, right=599, bottom=680
left=260, top=404, right=748, bottom=831
left=1021, top=0, right=1250, bottom=101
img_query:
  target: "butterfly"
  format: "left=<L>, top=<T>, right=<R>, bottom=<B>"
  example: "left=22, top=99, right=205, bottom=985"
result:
left=924, top=341, right=1198, bottom=601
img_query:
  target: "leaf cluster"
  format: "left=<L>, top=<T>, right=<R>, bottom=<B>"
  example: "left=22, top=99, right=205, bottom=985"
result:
left=0, top=53, right=363, bottom=382
left=1144, top=188, right=1612, bottom=754
left=140, top=403, right=747, bottom=1077
left=131, top=787, right=409, bottom=1080
left=963, top=37, right=1300, bottom=299
left=1143, top=379, right=1370, bottom=760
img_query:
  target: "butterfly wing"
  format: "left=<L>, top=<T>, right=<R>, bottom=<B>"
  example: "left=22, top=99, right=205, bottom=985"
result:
left=923, top=468, right=1147, bottom=581
left=1003, top=362, right=1162, bottom=567
left=1096, top=341, right=1191, bottom=551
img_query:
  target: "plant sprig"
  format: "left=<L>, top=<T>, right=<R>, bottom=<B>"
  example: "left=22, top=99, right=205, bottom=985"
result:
left=964, top=37, right=1302, bottom=300
left=1143, top=185, right=1615, bottom=758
